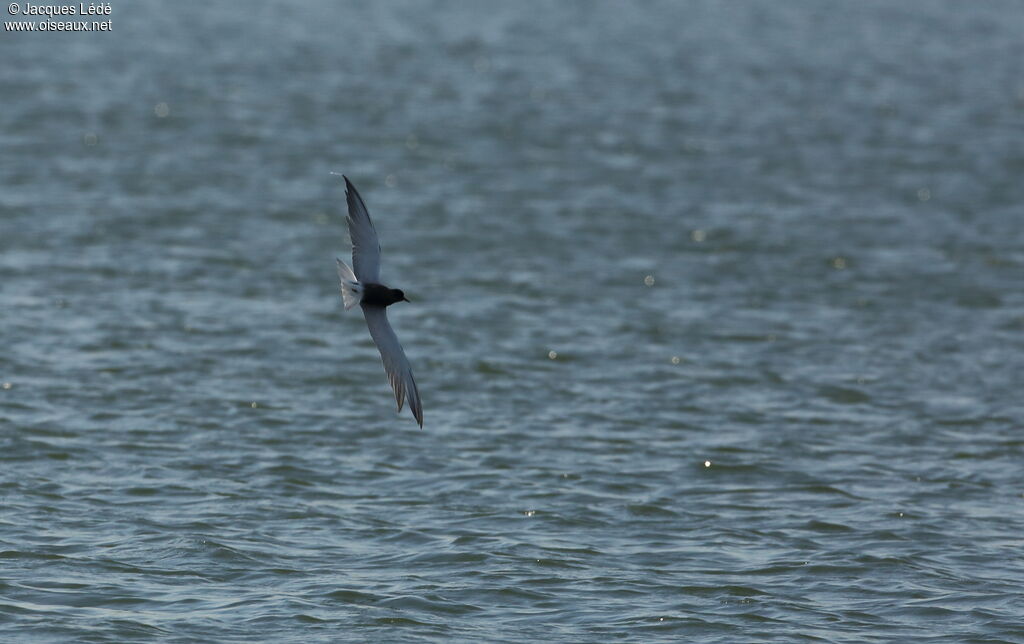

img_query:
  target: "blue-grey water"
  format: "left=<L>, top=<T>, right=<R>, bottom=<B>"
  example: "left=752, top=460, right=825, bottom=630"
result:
left=3, top=1, right=1024, bottom=641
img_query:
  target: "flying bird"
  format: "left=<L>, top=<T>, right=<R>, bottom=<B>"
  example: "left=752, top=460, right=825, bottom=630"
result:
left=335, top=176, right=423, bottom=427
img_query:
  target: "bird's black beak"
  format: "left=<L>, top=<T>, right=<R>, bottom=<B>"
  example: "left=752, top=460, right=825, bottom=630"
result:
left=402, top=296, right=411, bottom=303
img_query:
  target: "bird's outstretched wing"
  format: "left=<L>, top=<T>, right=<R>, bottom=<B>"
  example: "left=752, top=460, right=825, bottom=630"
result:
left=344, top=176, right=382, bottom=283
left=361, top=304, right=423, bottom=428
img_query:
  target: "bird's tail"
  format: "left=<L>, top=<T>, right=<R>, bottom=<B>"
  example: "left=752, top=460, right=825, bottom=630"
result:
left=336, top=259, right=362, bottom=310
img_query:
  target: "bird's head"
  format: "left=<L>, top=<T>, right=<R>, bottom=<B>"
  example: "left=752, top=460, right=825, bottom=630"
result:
left=392, top=289, right=410, bottom=304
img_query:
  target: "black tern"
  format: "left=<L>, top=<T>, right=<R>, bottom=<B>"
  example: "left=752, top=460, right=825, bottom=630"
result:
left=336, top=176, right=423, bottom=428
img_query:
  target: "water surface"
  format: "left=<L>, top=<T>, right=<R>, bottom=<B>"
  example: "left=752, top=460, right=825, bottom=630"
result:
left=2, top=1, right=1023, bottom=641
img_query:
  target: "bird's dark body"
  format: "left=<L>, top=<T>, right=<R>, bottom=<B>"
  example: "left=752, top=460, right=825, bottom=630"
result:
left=361, top=283, right=407, bottom=307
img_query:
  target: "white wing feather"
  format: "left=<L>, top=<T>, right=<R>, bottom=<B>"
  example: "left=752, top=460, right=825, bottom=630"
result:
left=344, top=176, right=382, bottom=283
left=336, top=259, right=362, bottom=310
left=361, top=304, right=423, bottom=427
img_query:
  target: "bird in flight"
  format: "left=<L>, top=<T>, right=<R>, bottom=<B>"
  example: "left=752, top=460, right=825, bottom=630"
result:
left=335, top=175, right=423, bottom=428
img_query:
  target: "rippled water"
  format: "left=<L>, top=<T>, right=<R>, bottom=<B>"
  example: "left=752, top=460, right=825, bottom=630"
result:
left=3, top=1, right=1024, bottom=641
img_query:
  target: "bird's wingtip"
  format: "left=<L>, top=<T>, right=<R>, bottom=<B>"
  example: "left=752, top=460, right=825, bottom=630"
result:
left=331, top=172, right=354, bottom=192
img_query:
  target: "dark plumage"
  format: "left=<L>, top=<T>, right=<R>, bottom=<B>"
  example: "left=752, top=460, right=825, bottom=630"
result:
left=360, top=284, right=409, bottom=307
left=335, top=176, right=423, bottom=427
